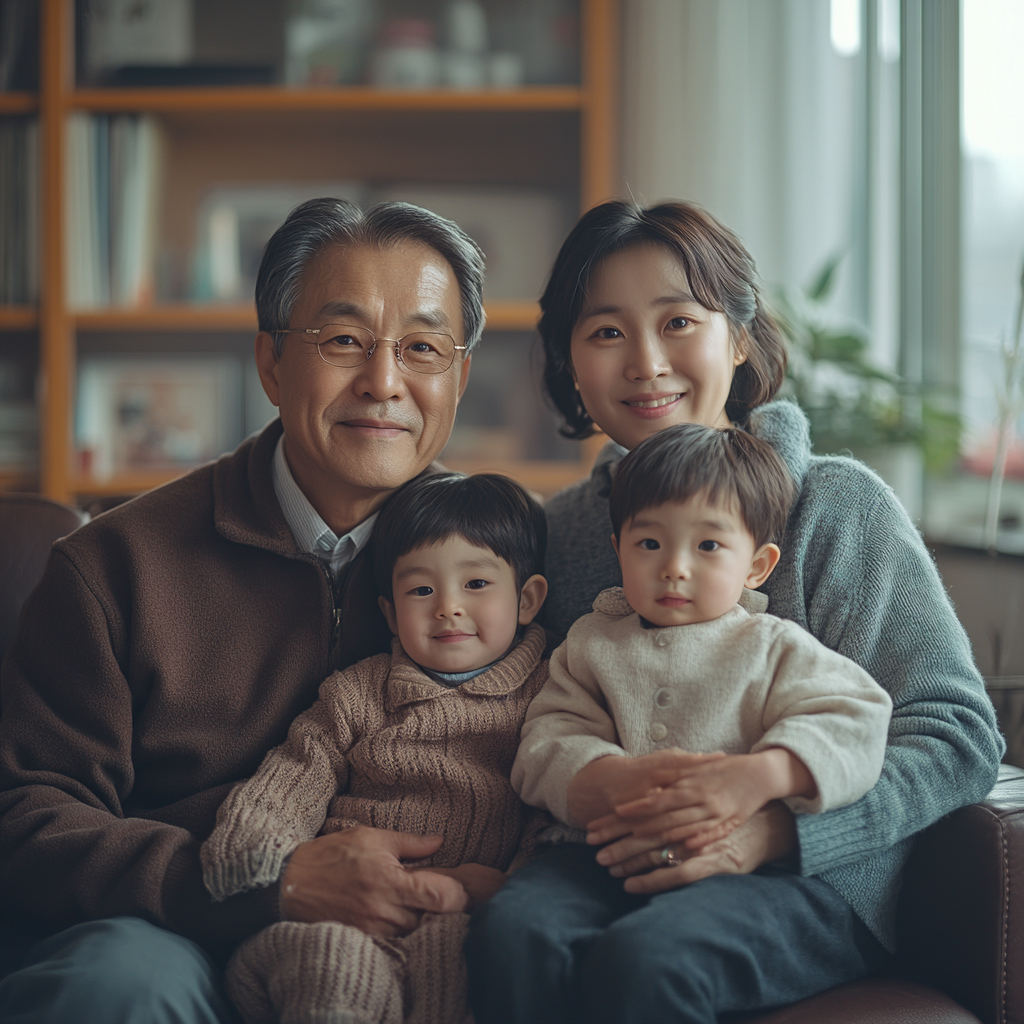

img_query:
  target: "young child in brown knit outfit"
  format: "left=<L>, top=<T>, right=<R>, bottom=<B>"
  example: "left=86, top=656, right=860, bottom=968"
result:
left=200, top=473, right=551, bottom=1024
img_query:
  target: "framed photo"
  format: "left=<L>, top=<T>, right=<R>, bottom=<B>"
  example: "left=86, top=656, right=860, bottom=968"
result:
left=76, top=355, right=242, bottom=480
left=369, top=184, right=573, bottom=302
left=193, top=182, right=365, bottom=303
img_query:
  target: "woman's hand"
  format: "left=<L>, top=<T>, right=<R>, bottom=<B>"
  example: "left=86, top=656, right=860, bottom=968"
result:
left=592, top=801, right=798, bottom=894
left=566, top=749, right=726, bottom=826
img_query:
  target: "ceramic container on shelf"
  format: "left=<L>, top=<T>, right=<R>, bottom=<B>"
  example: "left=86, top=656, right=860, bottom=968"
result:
left=440, top=0, right=488, bottom=90
left=283, top=0, right=372, bottom=86
left=370, top=18, right=440, bottom=90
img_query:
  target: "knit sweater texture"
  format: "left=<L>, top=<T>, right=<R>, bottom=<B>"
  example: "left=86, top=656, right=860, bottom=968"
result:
left=541, top=400, right=1004, bottom=951
left=203, top=623, right=551, bottom=900
left=0, top=419, right=396, bottom=961
left=514, top=587, right=891, bottom=826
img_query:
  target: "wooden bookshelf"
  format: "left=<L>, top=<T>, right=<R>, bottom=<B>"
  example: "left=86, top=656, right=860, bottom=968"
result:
left=5, top=0, right=619, bottom=504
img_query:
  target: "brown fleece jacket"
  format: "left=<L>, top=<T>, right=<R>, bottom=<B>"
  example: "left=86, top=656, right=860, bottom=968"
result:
left=0, top=419, right=395, bottom=961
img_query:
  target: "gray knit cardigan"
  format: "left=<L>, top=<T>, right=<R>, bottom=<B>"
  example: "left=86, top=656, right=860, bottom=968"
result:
left=542, top=400, right=1004, bottom=952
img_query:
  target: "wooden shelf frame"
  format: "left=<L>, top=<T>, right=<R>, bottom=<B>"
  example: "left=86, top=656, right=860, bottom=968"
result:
left=0, top=306, right=38, bottom=329
left=17, top=0, right=619, bottom=503
left=0, top=93, right=37, bottom=114
left=72, top=300, right=538, bottom=333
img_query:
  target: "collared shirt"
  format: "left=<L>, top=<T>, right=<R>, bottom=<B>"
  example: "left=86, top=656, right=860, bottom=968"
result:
left=272, top=435, right=377, bottom=577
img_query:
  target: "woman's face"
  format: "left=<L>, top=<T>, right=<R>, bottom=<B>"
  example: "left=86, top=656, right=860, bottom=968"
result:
left=569, top=244, right=746, bottom=450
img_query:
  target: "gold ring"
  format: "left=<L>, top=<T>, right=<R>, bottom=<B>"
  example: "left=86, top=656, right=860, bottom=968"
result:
left=660, top=845, right=681, bottom=867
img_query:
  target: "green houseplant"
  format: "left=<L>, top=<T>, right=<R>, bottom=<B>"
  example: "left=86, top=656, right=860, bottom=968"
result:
left=774, top=256, right=961, bottom=512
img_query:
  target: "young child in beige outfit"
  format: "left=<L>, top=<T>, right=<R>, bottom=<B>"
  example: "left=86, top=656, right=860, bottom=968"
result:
left=515, top=423, right=892, bottom=856
left=201, top=473, right=551, bottom=1024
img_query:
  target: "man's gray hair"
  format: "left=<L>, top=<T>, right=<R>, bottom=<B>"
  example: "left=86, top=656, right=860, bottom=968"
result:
left=256, top=198, right=486, bottom=355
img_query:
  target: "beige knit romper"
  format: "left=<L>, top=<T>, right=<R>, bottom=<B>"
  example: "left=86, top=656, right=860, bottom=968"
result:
left=201, top=623, right=550, bottom=1024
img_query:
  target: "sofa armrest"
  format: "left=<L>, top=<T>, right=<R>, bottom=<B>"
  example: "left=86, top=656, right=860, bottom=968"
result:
left=897, top=764, right=1024, bottom=1024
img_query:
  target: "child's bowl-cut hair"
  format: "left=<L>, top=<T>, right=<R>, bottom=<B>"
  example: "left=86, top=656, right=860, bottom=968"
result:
left=373, top=473, right=547, bottom=602
left=609, top=424, right=796, bottom=549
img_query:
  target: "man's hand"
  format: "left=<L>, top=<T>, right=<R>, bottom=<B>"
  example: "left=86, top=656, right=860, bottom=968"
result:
left=281, top=826, right=470, bottom=937
left=418, top=863, right=506, bottom=908
left=566, top=749, right=726, bottom=826
left=591, top=801, right=798, bottom=894
left=588, top=749, right=815, bottom=850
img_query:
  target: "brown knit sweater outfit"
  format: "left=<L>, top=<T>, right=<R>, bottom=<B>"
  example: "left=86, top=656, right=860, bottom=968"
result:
left=202, top=624, right=551, bottom=1024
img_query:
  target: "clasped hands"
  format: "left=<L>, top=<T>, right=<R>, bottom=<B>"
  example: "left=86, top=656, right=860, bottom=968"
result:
left=279, top=749, right=802, bottom=935
left=566, top=748, right=803, bottom=895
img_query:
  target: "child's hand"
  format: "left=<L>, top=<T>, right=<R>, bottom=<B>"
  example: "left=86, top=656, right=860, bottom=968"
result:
left=413, top=864, right=506, bottom=908
left=567, top=749, right=726, bottom=827
left=600, top=748, right=815, bottom=850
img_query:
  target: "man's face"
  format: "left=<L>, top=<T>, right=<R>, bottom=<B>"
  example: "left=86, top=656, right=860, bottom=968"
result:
left=256, top=241, right=471, bottom=527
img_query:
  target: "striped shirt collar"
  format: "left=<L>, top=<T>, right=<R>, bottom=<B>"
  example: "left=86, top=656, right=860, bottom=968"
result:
left=271, top=434, right=377, bottom=576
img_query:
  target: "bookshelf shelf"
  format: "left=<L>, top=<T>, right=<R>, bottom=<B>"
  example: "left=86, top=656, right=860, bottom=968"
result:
left=75, top=305, right=256, bottom=332
left=71, top=456, right=583, bottom=503
left=72, top=86, right=583, bottom=115
left=16, top=0, right=619, bottom=504
left=73, top=300, right=538, bottom=333
left=0, top=468, right=36, bottom=492
left=72, top=470, right=188, bottom=498
left=0, top=306, right=38, bottom=329
left=0, top=94, right=37, bottom=114
left=480, top=301, right=539, bottom=332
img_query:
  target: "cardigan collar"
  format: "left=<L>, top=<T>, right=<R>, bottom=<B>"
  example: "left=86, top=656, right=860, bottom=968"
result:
left=592, top=586, right=769, bottom=619
left=384, top=621, right=547, bottom=711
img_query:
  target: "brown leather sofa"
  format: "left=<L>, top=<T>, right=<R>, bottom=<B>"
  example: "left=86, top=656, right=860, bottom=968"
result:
left=0, top=493, right=1021, bottom=1022
left=0, top=493, right=87, bottom=667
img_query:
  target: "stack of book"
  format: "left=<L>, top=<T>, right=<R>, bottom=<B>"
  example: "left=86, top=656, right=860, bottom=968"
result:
left=67, top=113, right=163, bottom=309
left=0, top=117, right=38, bottom=305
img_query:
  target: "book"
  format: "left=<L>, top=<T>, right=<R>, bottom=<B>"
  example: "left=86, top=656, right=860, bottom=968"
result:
left=0, top=117, right=38, bottom=304
left=66, top=113, right=164, bottom=309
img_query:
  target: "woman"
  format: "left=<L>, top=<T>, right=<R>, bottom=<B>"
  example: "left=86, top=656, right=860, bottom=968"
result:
left=465, top=201, right=1002, bottom=1023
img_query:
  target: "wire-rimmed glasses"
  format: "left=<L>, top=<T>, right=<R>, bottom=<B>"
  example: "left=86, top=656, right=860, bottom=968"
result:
left=275, top=324, right=466, bottom=375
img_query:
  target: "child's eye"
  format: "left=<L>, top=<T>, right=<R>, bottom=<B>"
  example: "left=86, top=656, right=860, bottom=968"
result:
left=466, top=579, right=489, bottom=590
left=640, top=538, right=660, bottom=550
left=409, top=586, right=434, bottom=596
left=698, top=540, right=720, bottom=552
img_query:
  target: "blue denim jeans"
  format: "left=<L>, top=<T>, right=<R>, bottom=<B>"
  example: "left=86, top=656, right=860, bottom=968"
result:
left=0, top=918, right=238, bottom=1024
left=465, top=843, right=891, bottom=1024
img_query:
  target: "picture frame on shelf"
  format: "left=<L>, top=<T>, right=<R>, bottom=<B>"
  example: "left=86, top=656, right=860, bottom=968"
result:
left=369, top=184, right=573, bottom=301
left=76, top=355, right=242, bottom=481
left=192, top=182, right=366, bottom=304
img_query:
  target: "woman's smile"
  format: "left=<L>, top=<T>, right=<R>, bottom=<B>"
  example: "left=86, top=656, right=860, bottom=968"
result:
left=623, top=391, right=685, bottom=417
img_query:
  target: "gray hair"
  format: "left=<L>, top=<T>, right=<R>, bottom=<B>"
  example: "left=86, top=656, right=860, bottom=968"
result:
left=255, top=198, right=486, bottom=356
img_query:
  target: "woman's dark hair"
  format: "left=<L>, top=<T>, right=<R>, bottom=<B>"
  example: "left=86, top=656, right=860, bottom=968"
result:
left=540, top=200, right=787, bottom=437
left=372, top=473, right=547, bottom=602
left=256, top=198, right=485, bottom=354
left=609, top=423, right=795, bottom=548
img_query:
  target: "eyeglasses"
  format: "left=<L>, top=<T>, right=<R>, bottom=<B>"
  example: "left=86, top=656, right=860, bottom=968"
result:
left=275, top=324, right=466, bottom=375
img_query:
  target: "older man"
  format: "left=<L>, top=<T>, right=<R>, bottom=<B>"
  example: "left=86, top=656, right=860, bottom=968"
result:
left=0, top=200, right=482, bottom=1023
